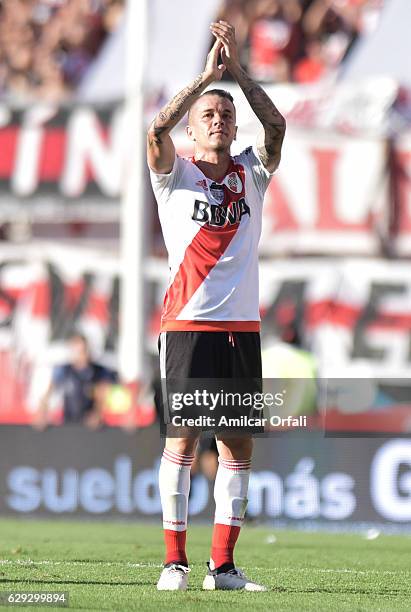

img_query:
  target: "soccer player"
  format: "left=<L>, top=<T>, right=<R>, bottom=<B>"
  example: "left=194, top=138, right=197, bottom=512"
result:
left=147, top=21, right=285, bottom=591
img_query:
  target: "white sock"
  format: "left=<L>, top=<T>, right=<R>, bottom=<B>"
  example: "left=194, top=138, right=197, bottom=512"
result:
left=159, top=448, right=194, bottom=531
left=214, top=457, right=251, bottom=527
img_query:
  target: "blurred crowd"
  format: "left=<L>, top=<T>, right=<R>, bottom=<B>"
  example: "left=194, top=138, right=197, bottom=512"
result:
left=0, top=0, right=385, bottom=103
left=216, top=0, right=384, bottom=84
left=0, top=0, right=124, bottom=103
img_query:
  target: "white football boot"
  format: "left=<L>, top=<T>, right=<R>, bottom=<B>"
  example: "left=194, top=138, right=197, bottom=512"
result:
left=202, top=563, right=267, bottom=591
left=157, top=563, right=190, bottom=591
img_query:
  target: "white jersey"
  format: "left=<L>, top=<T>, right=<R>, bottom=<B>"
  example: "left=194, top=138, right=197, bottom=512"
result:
left=150, top=145, right=273, bottom=332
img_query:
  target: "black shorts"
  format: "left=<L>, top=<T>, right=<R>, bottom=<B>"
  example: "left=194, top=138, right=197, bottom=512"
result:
left=157, top=331, right=263, bottom=437
left=158, top=330, right=262, bottom=379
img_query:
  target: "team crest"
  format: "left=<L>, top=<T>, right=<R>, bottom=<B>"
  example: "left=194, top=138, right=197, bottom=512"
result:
left=225, top=172, right=243, bottom=194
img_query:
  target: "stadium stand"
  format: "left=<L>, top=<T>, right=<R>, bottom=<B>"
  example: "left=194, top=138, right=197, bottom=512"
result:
left=215, top=0, right=383, bottom=83
left=0, top=0, right=124, bottom=102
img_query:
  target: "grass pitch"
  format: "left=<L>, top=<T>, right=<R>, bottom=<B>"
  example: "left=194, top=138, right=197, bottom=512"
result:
left=0, top=519, right=410, bottom=611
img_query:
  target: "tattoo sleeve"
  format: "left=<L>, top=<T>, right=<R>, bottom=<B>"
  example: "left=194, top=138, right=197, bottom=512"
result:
left=148, top=73, right=210, bottom=146
left=232, top=67, right=286, bottom=170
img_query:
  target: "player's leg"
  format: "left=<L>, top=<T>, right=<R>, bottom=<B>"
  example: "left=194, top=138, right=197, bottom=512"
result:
left=157, top=435, right=199, bottom=591
left=210, top=435, right=252, bottom=570
left=203, top=434, right=266, bottom=591
left=203, top=331, right=266, bottom=590
left=210, top=331, right=261, bottom=569
left=157, top=331, right=202, bottom=590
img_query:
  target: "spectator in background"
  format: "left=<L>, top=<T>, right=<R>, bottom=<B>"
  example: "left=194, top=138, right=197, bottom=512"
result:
left=215, top=0, right=383, bottom=85
left=248, top=0, right=304, bottom=83
left=0, top=0, right=124, bottom=103
left=293, top=36, right=326, bottom=83
left=295, top=0, right=384, bottom=83
left=295, top=0, right=358, bottom=83
left=33, top=332, right=117, bottom=430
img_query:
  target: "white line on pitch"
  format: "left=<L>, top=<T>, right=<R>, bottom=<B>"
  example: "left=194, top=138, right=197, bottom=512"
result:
left=0, top=560, right=409, bottom=575
left=0, top=560, right=162, bottom=568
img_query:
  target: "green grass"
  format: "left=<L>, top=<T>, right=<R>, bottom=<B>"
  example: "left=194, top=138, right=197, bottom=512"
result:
left=0, top=519, right=410, bottom=611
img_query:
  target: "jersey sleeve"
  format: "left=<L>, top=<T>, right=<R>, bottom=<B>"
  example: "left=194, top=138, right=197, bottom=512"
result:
left=149, top=154, right=186, bottom=205
left=236, top=144, right=275, bottom=199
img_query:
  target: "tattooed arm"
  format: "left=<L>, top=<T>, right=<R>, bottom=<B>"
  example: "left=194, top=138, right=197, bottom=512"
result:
left=147, top=73, right=207, bottom=174
left=232, top=67, right=285, bottom=173
left=147, top=39, right=225, bottom=174
left=210, top=21, right=286, bottom=173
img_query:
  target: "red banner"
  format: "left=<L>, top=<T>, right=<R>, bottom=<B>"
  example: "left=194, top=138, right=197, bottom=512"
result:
left=0, top=104, right=409, bottom=256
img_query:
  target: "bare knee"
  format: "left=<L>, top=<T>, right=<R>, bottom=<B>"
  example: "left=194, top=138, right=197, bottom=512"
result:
left=165, top=437, right=199, bottom=456
left=216, top=436, right=253, bottom=460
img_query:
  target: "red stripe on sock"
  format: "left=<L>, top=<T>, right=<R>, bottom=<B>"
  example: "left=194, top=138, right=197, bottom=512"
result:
left=220, top=461, right=251, bottom=471
left=162, top=458, right=192, bottom=467
left=162, top=450, right=194, bottom=466
left=220, top=460, right=251, bottom=466
left=219, top=458, right=251, bottom=464
left=211, top=523, right=241, bottom=569
left=164, top=529, right=188, bottom=566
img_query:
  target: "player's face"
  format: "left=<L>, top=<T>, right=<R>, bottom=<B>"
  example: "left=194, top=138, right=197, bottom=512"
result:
left=187, top=95, right=237, bottom=152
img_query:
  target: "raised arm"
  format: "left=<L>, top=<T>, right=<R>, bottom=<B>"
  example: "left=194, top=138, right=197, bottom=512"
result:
left=147, top=39, right=226, bottom=174
left=210, top=21, right=286, bottom=173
